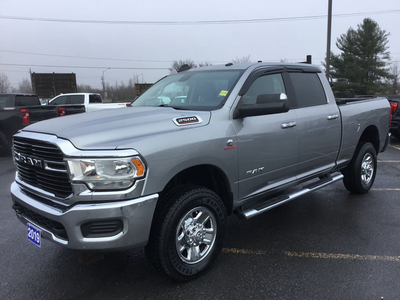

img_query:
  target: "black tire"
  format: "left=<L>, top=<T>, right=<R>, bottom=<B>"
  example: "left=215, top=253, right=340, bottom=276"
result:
left=342, top=142, right=377, bottom=194
left=145, top=185, right=226, bottom=281
left=0, top=133, right=10, bottom=157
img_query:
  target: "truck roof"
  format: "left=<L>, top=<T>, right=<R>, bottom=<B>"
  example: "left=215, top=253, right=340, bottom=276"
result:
left=182, top=62, right=322, bottom=73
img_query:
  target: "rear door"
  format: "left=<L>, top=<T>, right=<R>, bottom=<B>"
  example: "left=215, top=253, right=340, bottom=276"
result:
left=288, top=71, right=341, bottom=178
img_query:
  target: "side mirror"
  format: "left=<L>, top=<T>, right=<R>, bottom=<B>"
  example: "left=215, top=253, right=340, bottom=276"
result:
left=234, top=93, right=289, bottom=119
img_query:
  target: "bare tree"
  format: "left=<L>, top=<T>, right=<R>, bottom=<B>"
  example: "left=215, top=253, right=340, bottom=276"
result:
left=198, top=61, right=213, bottom=67
left=231, top=55, right=251, bottom=64
left=18, top=78, right=33, bottom=93
left=169, top=59, right=197, bottom=73
left=0, top=73, right=11, bottom=93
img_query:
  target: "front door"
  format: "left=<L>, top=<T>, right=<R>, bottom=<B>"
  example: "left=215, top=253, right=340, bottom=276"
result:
left=233, top=72, right=299, bottom=201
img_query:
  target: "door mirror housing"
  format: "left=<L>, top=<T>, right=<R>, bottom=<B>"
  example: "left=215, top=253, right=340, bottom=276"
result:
left=234, top=93, right=289, bottom=119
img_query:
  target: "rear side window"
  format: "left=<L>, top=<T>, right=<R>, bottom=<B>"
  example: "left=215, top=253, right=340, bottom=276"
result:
left=70, top=95, right=84, bottom=104
left=89, top=94, right=102, bottom=103
left=290, top=73, right=327, bottom=108
left=14, top=95, right=40, bottom=106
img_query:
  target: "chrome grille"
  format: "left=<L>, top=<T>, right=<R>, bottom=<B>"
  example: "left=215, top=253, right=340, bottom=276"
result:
left=13, top=137, right=73, bottom=198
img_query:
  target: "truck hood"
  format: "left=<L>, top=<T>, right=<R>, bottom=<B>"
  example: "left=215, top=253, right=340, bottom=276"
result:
left=23, top=107, right=211, bottom=150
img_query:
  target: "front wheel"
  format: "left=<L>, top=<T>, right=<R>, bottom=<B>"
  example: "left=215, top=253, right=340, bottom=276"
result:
left=342, top=142, right=377, bottom=194
left=145, top=186, right=226, bottom=281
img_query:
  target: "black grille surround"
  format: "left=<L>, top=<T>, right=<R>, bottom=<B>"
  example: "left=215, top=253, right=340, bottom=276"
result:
left=13, top=137, right=73, bottom=198
left=12, top=202, right=68, bottom=240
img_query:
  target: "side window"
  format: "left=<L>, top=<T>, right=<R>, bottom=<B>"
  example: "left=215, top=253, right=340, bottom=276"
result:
left=0, top=96, right=8, bottom=108
left=14, top=96, right=40, bottom=106
left=242, top=73, right=286, bottom=105
left=70, top=95, right=84, bottom=104
left=50, top=96, right=68, bottom=105
left=89, top=94, right=102, bottom=103
left=290, top=73, right=327, bottom=108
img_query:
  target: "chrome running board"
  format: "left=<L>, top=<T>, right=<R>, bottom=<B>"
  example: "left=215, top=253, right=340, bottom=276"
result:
left=241, top=173, right=344, bottom=219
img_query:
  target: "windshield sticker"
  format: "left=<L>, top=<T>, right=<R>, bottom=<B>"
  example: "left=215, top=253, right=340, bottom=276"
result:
left=173, top=116, right=202, bottom=126
left=219, top=90, right=228, bottom=97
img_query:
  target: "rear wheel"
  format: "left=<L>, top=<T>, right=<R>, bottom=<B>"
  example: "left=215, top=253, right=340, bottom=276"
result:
left=145, top=185, right=226, bottom=281
left=342, top=142, right=377, bottom=194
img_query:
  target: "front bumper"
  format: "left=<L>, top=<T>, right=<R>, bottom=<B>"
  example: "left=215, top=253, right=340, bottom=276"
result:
left=11, top=181, right=158, bottom=250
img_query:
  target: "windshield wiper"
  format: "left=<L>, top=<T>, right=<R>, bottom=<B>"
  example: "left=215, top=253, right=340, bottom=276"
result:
left=158, top=104, right=190, bottom=110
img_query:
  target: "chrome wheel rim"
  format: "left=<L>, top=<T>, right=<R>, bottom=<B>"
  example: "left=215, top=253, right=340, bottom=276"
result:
left=361, top=153, right=374, bottom=185
left=175, top=206, right=217, bottom=264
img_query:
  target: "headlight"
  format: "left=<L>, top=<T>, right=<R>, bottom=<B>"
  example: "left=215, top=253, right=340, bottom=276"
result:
left=67, top=157, right=145, bottom=191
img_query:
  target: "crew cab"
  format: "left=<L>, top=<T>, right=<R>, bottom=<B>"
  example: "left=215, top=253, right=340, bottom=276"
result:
left=48, top=93, right=128, bottom=115
left=0, top=93, right=58, bottom=155
left=10, top=62, right=391, bottom=281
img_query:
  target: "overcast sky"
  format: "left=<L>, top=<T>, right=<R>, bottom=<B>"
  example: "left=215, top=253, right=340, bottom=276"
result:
left=1, top=0, right=399, bottom=90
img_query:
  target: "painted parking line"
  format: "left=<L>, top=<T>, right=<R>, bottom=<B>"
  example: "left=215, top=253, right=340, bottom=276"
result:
left=389, top=144, right=400, bottom=151
left=222, top=248, right=400, bottom=263
left=222, top=248, right=267, bottom=255
left=284, top=251, right=400, bottom=262
left=372, top=188, right=400, bottom=191
left=378, top=160, right=400, bottom=163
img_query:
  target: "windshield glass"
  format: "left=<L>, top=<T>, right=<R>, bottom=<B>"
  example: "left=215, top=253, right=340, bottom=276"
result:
left=130, top=70, right=242, bottom=110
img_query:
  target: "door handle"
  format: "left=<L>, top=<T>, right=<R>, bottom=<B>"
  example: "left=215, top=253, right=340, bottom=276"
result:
left=281, top=121, right=296, bottom=129
left=327, top=114, right=339, bottom=120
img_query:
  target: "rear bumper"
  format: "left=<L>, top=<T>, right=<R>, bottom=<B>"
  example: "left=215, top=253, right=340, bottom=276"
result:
left=11, top=181, right=158, bottom=250
left=390, top=119, right=400, bottom=136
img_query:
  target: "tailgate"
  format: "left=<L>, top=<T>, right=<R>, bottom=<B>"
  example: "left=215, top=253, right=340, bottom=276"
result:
left=25, top=105, right=59, bottom=123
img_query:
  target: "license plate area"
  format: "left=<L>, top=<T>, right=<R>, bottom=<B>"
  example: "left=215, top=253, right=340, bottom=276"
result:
left=27, top=223, right=41, bottom=248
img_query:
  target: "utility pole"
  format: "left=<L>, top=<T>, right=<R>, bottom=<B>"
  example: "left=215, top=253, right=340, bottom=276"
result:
left=102, top=68, right=110, bottom=99
left=326, top=0, right=333, bottom=80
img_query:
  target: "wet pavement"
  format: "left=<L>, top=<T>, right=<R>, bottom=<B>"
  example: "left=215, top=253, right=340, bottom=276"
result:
left=1, top=138, right=399, bottom=299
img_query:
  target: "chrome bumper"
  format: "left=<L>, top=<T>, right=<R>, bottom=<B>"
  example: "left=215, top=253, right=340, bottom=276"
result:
left=11, top=181, right=158, bottom=250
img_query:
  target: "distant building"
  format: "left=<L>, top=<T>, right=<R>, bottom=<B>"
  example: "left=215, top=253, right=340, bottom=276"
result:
left=135, top=83, right=153, bottom=97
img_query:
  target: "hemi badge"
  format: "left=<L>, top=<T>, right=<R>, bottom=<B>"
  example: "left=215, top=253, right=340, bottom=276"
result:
left=173, top=116, right=202, bottom=126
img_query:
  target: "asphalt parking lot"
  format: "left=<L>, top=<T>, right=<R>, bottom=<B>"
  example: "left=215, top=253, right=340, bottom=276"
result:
left=1, top=139, right=399, bottom=299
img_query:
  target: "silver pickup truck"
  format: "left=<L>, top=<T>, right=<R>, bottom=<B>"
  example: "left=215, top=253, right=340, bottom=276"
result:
left=10, top=62, right=390, bottom=281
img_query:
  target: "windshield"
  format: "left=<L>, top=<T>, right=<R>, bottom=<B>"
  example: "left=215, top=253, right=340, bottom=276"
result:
left=130, top=70, right=242, bottom=110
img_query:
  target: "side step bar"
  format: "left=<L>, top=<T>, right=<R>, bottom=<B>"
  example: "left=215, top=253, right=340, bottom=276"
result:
left=241, top=173, right=344, bottom=219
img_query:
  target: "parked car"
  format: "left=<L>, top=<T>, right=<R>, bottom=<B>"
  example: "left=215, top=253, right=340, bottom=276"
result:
left=0, top=93, right=58, bottom=155
left=11, top=62, right=390, bottom=280
left=387, top=96, right=400, bottom=139
left=48, top=93, right=128, bottom=115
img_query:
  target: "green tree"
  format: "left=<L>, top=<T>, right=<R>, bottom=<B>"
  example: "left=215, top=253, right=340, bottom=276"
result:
left=329, top=18, right=392, bottom=97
